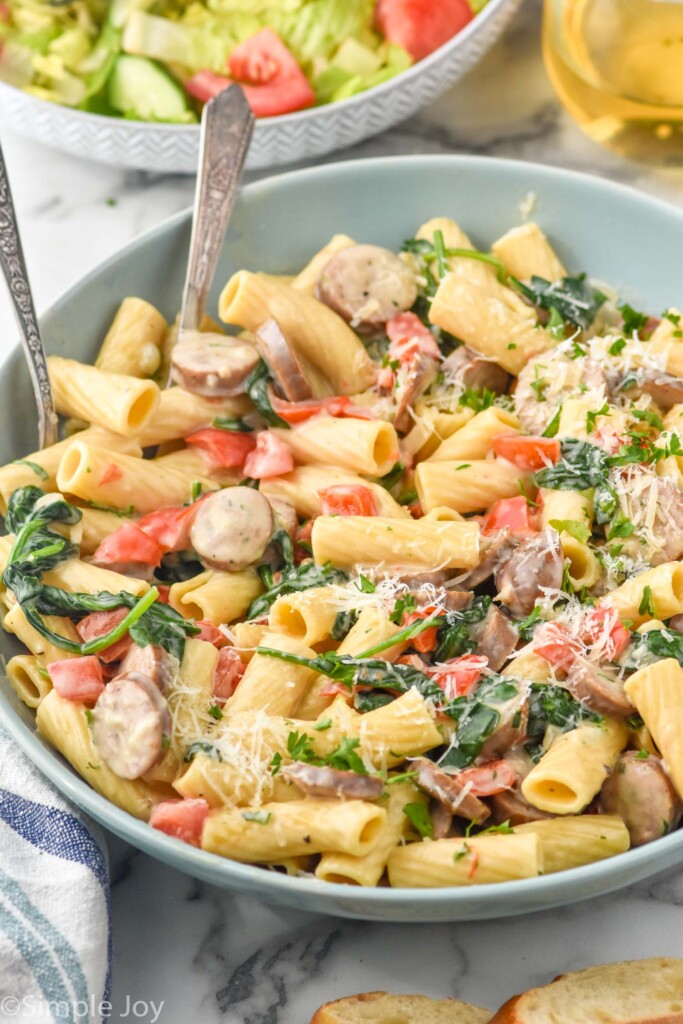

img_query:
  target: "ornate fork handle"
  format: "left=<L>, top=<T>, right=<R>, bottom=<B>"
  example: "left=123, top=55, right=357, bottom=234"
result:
left=0, top=141, right=58, bottom=449
left=179, top=87, right=254, bottom=337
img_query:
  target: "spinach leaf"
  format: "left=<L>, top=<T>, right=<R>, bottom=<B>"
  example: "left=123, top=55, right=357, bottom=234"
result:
left=536, top=438, right=610, bottom=491
left=184, top=741, right=223, bottom=763
left=627, top=628, right=683, bottom=668
left=245, top=359, right=289, bottom=429
left=331, top=609, right=359, bottom=641
left=248, top=561, right=348, bottom=620
left=129, top=601, right=199, bottom=662
left=154, top=552, right=204, bottom=585
left=526, top=682, right=602, bottom=751
left=434, top=595, right=491, bottom=663
left=514, top=274, right=606, bottom=329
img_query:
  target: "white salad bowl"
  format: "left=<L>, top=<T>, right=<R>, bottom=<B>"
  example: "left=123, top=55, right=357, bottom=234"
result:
left=0, top=0, right=520, bottom=174
left=2, top=155, right=683, bottom=921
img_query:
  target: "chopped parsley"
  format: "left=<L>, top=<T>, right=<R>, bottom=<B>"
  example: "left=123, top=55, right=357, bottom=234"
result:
left=403, top=802, right=433, bottom=839
left=242, top=810, right=271, bottom=824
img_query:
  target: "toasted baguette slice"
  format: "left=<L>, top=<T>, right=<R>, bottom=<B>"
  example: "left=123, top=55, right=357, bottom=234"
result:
left=311, top=992, right=491, bottom=1024
left=489, top=959, right=683, bottom=1023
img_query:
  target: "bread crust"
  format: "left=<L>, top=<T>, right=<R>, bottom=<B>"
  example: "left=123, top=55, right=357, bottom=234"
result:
left=311, top=991, right=491, bottom=1024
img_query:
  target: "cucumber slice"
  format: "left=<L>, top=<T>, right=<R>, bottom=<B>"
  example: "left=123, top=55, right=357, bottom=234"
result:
left=108, top=55, right=196, bottom=123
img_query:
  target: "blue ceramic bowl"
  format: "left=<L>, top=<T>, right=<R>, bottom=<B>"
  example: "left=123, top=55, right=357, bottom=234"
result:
left=2, top=156, right=683, bottom=921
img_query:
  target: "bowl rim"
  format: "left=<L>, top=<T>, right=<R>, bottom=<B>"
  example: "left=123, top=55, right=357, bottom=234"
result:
left=3, top=152, right=683, bottom=913
left=0, top=0, right=514, bottom=134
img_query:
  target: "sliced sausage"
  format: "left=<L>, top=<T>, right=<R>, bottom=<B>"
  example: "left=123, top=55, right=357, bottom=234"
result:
left=256, top=318, right=314, bottom=402
left=626, top=370, right=683, bottom=411
left=92, top=672, right=171, bottom=780
left=413, top=758, right=490, bottom=824
left=669, top=615, right=683, bottom=633
left=442, top=346, right=510, bottom=395
left=281, top=762, right=383, bottom=800
left=649, top=478, right=683, bottom=563
left=599, top=752, right=682, bottom=847
left=495, top=528, right=564, bottom=618
left=479, top=694, right=529, bottom=761
left=564, top=657, right=633, bottom=718
left=393, top=354, right=439, bottom=433
left=268, top=497, right=298, bottom=539
left=190, top=486, right=274, bottom=572
left=171, top=330, right=260, bottom=397
left=472, top=606, right=518, bottom=671
left=461, top=530, right=519, bottom=589
left=119, top=643, right=176, bottom=694
left=490, top=785, right=554, bottom=826
left=317, top=244, right=418, bottom=331
left=430, top=799, right=455, bottom=840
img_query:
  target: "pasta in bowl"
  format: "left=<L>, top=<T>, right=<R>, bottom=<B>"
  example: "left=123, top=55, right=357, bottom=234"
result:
left=2, top=156, right=683, bottom=919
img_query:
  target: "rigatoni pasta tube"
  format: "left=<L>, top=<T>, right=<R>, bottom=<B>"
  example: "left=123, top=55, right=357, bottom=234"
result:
left=358, top=688, right=444, bottom=768
left=260, top=464, right=409, bottom=520
left=316, top=782, right=421, bottom=886
left=522, top=720, right=627, bottom=815
left=491, top=223, right=567, bottom=282
left=268, top=586, right=345, bottom=646
left=625, top=659, right=683, bottom=800
left=292, top=234, right=355, bottom=294
left=167, top=638, right=219, bottom=756
left=48, top=356, right=160, bottom=436
left=226, top=633, right=318, bottom=717
left=57, top=442, right=218, bottom=514
left=219, top=271, right=375, bottom=394
left=36, top=691, right=170, bottom=819
left=169, top=570, right=262, bottom=624
left=312, top=515, right=480, bottom=571
left=42, top=557, right=149, bottom=598
left=6, top=655, right=52, bottom=709
left=427, top=407, right=520, bottom=463
left=539, top=487, right=594, bottom=531
left=273, top=417, right=399, bottom=478
left=514, top=815, right=629, bottom=874
left=3, top=603, right=82, bottom=663
left=387, top=833, right=542, bottom=888
left=415, top=459, right=525, bottom=515
left=603, top=561, right=683, bottom=626
left=174, top=750, right=297, bottom=809
left=559, top=532, right=601, bottom=590
left=0, top=426, right=142, bottom=515
left=402, top=405, right=474, bottom=462
left=78, top=508, right=133, bottom=556
left=202, top=798, right=386, bottom=861
left=136, top=387, right=252, bottom=447
left=95, top=297, right=167, bottom=377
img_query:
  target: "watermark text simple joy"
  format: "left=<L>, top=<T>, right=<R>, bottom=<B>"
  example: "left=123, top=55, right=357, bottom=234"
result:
left=0, top=995, right=164, bottom=1021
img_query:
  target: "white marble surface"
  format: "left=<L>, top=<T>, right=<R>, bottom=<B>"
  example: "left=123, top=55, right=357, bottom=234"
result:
left=2, top=1, right=683, bottom=1021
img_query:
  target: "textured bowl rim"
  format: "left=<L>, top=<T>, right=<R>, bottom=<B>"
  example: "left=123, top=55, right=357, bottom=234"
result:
left=0, top=0, right=513, bottom=134
left=3, top=153, right=683, bottom=916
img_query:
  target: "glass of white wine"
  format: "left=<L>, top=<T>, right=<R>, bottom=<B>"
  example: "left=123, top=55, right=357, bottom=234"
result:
left=543, top=0, right=683, bottom=164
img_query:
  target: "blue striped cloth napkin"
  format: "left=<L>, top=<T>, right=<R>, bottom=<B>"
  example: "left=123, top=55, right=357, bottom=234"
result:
left=0, top=725, right=111, bottom=1023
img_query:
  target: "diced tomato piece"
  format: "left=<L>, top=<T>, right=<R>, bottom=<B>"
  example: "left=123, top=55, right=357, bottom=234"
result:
left=402, top=606, right=440, bottom=654
left=76, top=608, right=132, bottom=664
left=584, top=605, right=631, bottom=661
left=243, top=431, right=294, bottom=479
left=212, top=646, right=245, bottom=701
left=318, top=484, right=378, bottom=518
left=386, top=312, right=441, bottom=363
left=320, top=680, right=354, bottom=699
left=185, top=427, right=256, bottom=470
left=482, top=495, right=538, bottom=536
left=195, top=620, right=228, bottom=648
left=493, top=435, right=560, bottom=472
left=457, top=760, right=518, bottom=797
left=375, top=0, right=474, bottom=61
left=98, top=463, right=122, bottom=486
left=48, top=656, right=104, bottom=704
left=136, top=501, right=204, bottom=554
left=533, top=621, right=582, bottom=673
left=93, top=522, right=163, bottom=568
left=377, top=365, right=396, bottom=390
left=429, top=654, right=488, bottom=699
left=156, top=585, right=172, bottom=605
left=269, top=392, right=375, bottom=425
left=150, top=798, right=210, bottom=846
left=227, top=29, right=315, bottom=117
left=185, top=71, right=231, bottom=103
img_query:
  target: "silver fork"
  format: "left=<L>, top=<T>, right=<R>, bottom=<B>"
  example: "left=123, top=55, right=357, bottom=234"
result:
left=0, top=141, right=58, bottom=449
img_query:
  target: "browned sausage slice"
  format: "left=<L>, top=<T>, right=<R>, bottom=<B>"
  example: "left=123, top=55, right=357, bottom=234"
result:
left=490, top=785, right=554, bottom=826
left=190, top=486, right=274, bottom=572
left=171, top=330, right=260, bottom=397
left=281, top=762, right=383, bottom=800
left=461, top=530, right=518, bottom=589
left=412, top=758, right=490, bottom=824
left=92, top=672, right=171, bottom=780
left=479, top=694, right=529, bottom=761
left=256, top=318, right=314, bottom=402
left=599, top=752, right=682, bottom=846
left=495, top=528, right=564, bottom=618
left=317, top=245, right=418, bottom=330
left=564, top=657, right=633, bottom=717
left=119, top=643, right=176, bottom=694
left=430, top=799, right=456, bottom=839
left=472, top=606, right=518, bottom=672
left=442, top=346, right=510, bottom=395
left=393, top=354, right=439, bottom=433
left=626, top=370, right=683, bottom=411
